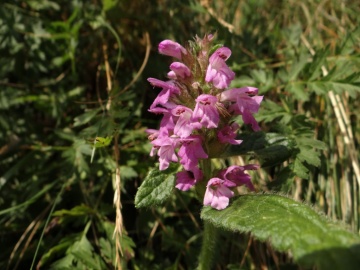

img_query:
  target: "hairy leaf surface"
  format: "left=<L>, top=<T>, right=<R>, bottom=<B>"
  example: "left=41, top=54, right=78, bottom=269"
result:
left=201, top=194, right=360, bottom=270
left=135, top=165, right=178, bottom=208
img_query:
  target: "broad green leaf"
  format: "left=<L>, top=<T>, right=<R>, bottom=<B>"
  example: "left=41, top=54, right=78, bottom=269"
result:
left=135, top=165, right=178, bottom=208
left=201, top=194, right=360, bottom=270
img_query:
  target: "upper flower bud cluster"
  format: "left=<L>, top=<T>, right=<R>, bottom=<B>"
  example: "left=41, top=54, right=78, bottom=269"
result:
left=147, top=34, right=263, bottom=210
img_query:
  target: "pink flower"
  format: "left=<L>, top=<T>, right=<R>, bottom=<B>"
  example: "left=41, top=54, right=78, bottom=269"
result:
left=217, top=122, right=242, bottom=145
left=220, top=87, right=263, bottom=131
left=148, top=78, right=180, bottom=114
left=219, top=164, right=259, bottom=191
left=146, top=129, right=160, bottom=157
left=175, top=166, right=203, bottom=191
left=151, top=135, right=179, bottom=170
left=192, top=94, right=220, bottom=129
left=203, top=178, right=234, bottom=210
left=158, top=40, right=187, bottom=60
left=205, top=47, right=235, bottom=89
left=149, top=89, right=177, bottom=114
left=171, top=105, right=198, bottom=138
left=178, top=135, right=208, bottom=170
left=148, top=78, right=180, bottom=93
left=169, top=62, right=191, bottom=79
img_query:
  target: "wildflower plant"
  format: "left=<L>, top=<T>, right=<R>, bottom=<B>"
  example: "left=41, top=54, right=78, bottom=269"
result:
left=146, top=34, right=262, bottom=210
left=135, top=35, right=360, bottom=269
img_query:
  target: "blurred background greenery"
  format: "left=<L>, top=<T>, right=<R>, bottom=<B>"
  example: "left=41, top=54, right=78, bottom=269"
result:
left=0, top=0, right=359, bottom=269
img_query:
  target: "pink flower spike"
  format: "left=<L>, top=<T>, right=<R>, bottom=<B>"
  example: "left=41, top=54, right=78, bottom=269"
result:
left=170, top=62, right=191, bottom=79
left=192, top=94, right=220, bottom=129
left=175, top=166, right=203, bottom=191
left=217, top=122, right=242, bottom=145
left=158, top=40, right=187, bottom=60
left=205, top=47, right=235, bottom=89
left=204, top=178, right=234, bottom=210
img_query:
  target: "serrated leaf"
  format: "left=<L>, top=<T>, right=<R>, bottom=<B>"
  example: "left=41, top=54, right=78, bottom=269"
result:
left=293, top=157, right=309, bottom=179
left=297, top=147, right=321, bottom=167
left=308, top=47, right=329, bottom=81
left=329, top=81, right=360, bottom=97
left=296, top=138, right=327, bottom=149
left=70, top=236, right=104, bottom=269
left=53, top=204, right=96, bottom=217
left=221, top=132, right=295, bottom=167
left=250, top=69, right=267, bottom=84
left=285, top=82, right=308, bottom=101
left=135, top=165, right=178, bottom=208
left=267, top=167, right=295, bottom=192
left=201, top=194, right=360, bottom=270
left=307, top=81, right=327, bottom=95
left=288, top=51, right=309, bottom=81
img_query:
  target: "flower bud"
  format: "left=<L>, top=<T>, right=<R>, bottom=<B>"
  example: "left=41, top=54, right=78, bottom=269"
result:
left=158, top=40, right=187, bottom=59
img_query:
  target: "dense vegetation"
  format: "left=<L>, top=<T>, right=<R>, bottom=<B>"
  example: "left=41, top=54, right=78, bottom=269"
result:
left=1, top=0, right=359, bottom=269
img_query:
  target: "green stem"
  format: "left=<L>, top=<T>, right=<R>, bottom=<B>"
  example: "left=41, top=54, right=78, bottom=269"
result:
left=196, top=158, right=220, bottom=269
left=196, top=158, right=212, bottom=200
left=197, top=220, right=220, bottom=270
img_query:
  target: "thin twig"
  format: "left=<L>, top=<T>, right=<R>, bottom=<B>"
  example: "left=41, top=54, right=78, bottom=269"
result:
left=200, top=0, right=235, bottom=33
left=118, top=32, right=151, bottom=95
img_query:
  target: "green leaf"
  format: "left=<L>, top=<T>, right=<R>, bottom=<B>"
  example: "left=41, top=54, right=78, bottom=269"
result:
left=135, top=165, right=179, bottom=208
left=201, top=194, right=360, bottom=270
left=308, top=46, right=329, bottom=81
left=53, top=204, right=96, bottom=217
left=89, top=136, right=113, bottom=148
left=293, top=157, right=310, bottom=179
left=70, top=236, right=104, bottom=269
left=297, top=147, right=321, bottom=167
left=288, top=51, right=309, bottom=81
left=285, top=82, right=308, bottom=101
left=221, top=132, right=295, bottom=167
left=73, top=108, right=101, bottom=127
left=307, top=81, right=327, bottom=95
left=102, top=0, right=118, bottom=12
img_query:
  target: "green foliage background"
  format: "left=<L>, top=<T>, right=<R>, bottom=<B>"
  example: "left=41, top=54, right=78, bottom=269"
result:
left=0, top=0, right=359, bottom=269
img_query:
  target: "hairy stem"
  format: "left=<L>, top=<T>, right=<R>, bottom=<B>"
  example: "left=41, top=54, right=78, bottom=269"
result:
left=197, top=220, right=219, bottom=270
left=197, top=158, right=219, bottom=269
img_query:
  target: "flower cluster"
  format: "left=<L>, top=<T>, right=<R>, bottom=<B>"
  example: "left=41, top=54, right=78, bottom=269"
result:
left=146, top=35, right=263, bottom=210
